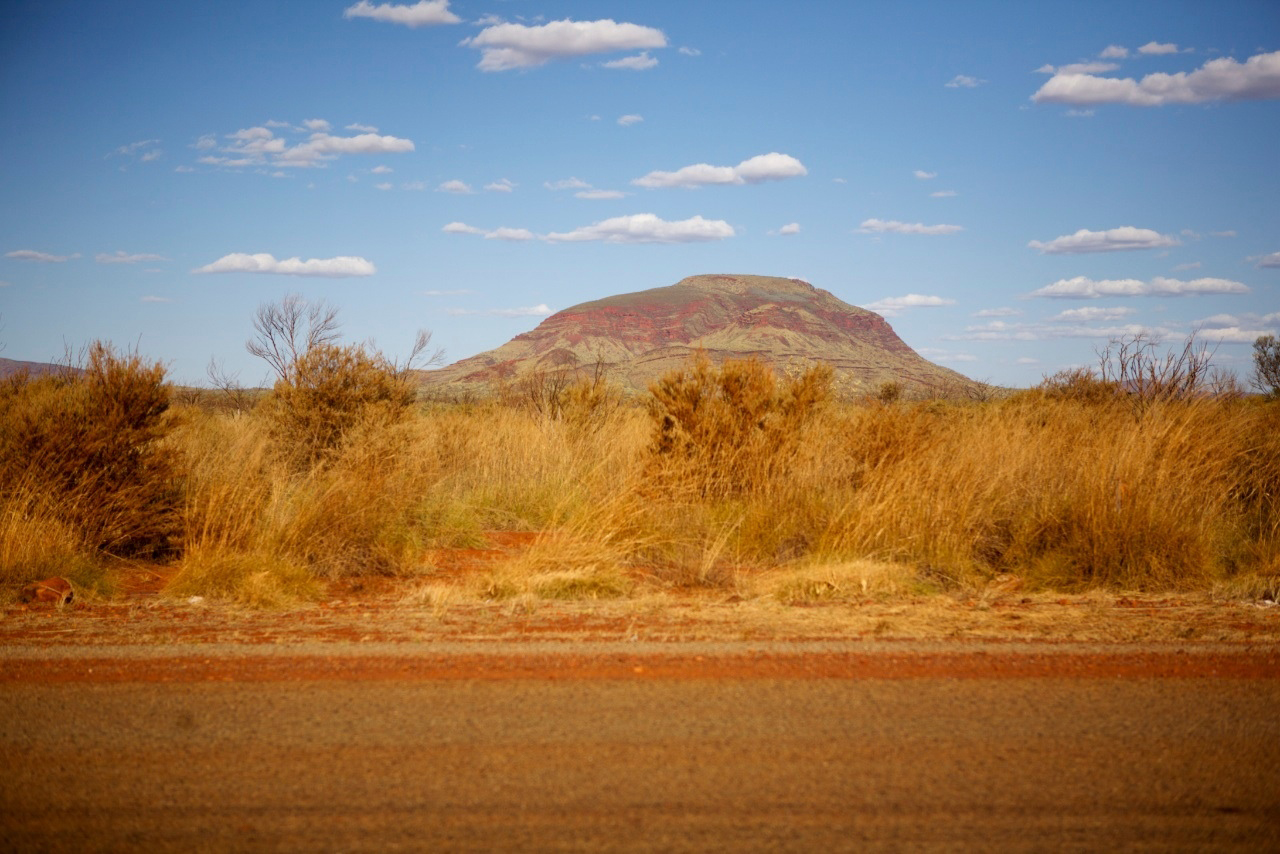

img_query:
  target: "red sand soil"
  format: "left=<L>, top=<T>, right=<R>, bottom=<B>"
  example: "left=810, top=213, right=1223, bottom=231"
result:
left=3, top=537, right=1278, bottom=683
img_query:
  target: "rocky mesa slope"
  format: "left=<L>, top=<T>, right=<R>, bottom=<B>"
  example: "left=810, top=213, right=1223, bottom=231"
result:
left=420, top=274, right=975, bottom=396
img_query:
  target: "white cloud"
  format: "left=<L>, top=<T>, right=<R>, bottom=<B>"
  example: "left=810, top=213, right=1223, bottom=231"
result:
left=202, top=126, right=415, bottom=169
left=1032, top=49, right=1280, bottom=106
left=679, top=46, right=701, bottom=57
left=632, top=152, right=807, bottom=188
left=575, top=189, right=627, bottom=199
left=441, top=222, right=533, bottom=241
left=95, top=251, right=167, bottom=264
left=1027, top=226, right=1179, bottom=254
left=951, top=319, right=1170, bottom=342
left=462, top=18, right=667, bottom=72
left=436, top=179, right=474, bottom=194
left=617, top=114, right=644, bottom=126
left=193, top=134, right=218, bottom=150
left=1028, top=275, right=1250, bottom=299
left=486, top=227, right=535, bottom=241
left=371, top=165, right=393, bottom=174
left=1099, top=45, right=1129, bottom=59
left=774, top=222, right=801, bottom=236
left=347, top=123, right=380, bottom=133
left=278, top=131, right=415, bottom=166
left=175, top=165, right=195, bottom=173
left=343, top=0, right=460, bottom=27
left=5, top=249, right=72, bottom=262
left=545, top=177, right=591, bottom=190
left=375, top=182, right=393, bottom=191
left=858, top=218, right=963, bottom=236
left=1048, top=306, right=1136, bottom=322
left=1256, top=251, right=1280, bottom=269
left=930, top=190, right=957, bottom=198
left=447, top=304, right=553, bottom=317
left=1016, top=357, right=1040, bottom=365
left=913, top=170, right=937, bottom=180
left=192, top=253, right=376, bottom=277
left=401, top=181, right=427, bottom=191
left=303, top=118, right=331, bottom=132
left=1065, top=108, right=1095, bottom=117
left=1172, top=261, right=1203, bottom=271
left=485, top=178, right=516, bottom=192
left=945, top=75, right=985, bottom=88
left=1138, top=42, right=1180, bottom=55
left=602, top=52, right=658, bottom=71
left=1038, top=61, right=1121, bottom=75
left=543, top=213, right=734, bottom=244
left=973, top=307, right=1021, bottom=318
left=865, top=294, right=957, bottom=316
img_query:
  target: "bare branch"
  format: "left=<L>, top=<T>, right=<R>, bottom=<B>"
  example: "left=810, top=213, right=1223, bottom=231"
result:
left=245, top=293, right=341, bottom=382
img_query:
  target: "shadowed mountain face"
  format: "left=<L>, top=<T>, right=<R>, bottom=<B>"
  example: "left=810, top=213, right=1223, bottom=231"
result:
left=421, top=274, right=975, bottom=395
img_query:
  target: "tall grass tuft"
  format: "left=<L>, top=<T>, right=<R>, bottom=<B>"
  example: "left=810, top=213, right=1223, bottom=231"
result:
left=0, top=342, right=178, bottom=567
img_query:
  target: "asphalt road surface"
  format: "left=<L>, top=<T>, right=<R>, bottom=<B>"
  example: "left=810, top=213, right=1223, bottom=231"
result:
left=2, top=644, right=1278, bottom=852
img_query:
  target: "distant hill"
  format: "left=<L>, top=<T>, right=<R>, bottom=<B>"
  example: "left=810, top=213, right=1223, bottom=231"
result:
left=419, top=273, right=977, bottom=396
left=0, top=357, right=82, bottom=380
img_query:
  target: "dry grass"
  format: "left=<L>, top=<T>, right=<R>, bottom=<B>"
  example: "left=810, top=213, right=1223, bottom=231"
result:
left=4, top=344, right=1278, bottom=606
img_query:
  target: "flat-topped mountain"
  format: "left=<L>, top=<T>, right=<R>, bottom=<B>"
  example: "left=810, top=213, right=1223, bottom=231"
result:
left=421, top=274, right=974, bottom=395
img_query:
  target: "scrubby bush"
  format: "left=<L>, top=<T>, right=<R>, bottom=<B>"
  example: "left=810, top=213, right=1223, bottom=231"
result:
left=1252, top=334, right=1280, bottom=398
left=646, top=354, right=832, bottom=497
left=0, top=342, right=178, bottom=560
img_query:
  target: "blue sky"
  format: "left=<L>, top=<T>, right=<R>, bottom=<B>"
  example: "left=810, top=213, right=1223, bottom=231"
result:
left=2, top=0, right=1277, bottom=387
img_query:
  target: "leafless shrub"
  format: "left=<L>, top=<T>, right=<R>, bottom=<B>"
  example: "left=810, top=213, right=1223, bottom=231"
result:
left=1097, top=332, right=1216, bottom=409
left=1251, top=334, right=1280, bottom=398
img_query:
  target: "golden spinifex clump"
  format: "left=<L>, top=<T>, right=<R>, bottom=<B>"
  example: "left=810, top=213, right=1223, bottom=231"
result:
left=0, top=342, right=178, bottom=570
left=646, top=354, right=832, bottom=497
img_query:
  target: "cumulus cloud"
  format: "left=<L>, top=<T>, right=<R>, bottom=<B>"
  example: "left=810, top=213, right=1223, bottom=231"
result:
left=602, top=52, right=658, bottom=71
left=1032, top=49, right=1280, bottom=106
left=679, top=47, right=701, bottom=57
left=303, top=118, right=331, bottom=132
left=575, top=189, right=627, bottom=199
left=1256, top=251, right=1280, bottom=269
left=543, top=213, right=734, bottom=244
left=192, top=253, right=376, bottom=277
left=447, top=304, right=553, bottom=317
left=1099, top=45, right=1129, bottom=59
left=864, top=294, right=957, bottom=316
left=1138, top=42, right=1180, bottom=55
left=375, top=182, right=393, bottom=191
left=199, top=125, right=415, bottom=170
left=1189, top=312, right=1279, bottom=343
left=441, top=222, right=533, bottom=241
left=343, top=0, right=460, bottom=27
left=5, top=249, right=73, bottom=262
left=1027, top=226, right=1180, bottom=254
left=371, top=165, right=393, bottom=174
left=858, top=219, right=963, bottom=236
left=931, top=190, right=958, bottom=198
left=95, top=251, right=167, bottom=264
left=110, top=139, right=162, bottom=160
left=347, top=123, right=380, bottom=133
left=485, top=178, right=516, bottom=192
left=973, top=307, right=1021, bottom=318
left=632, top=152, right=807, bottom=188
left=617, top=114, right=644, bottom=126
left=914, top=170, right=937, bottom=180
left=1028, top=275, right=1250, bottom=299
left=772, top=222, right=801, bottom=236
left=945, top=75, right=984, bottom=88
left=462, top=18, right=667, bottom=72
left=436, top=179, right=474, bottom=194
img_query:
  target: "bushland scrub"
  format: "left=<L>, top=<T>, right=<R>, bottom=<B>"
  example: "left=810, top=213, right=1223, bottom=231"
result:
left=2, top=319, right=1277, bottom=606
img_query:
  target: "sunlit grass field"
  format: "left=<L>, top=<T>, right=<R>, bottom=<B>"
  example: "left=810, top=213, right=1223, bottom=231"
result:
left=3, top=333, right=1278, bottom=608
